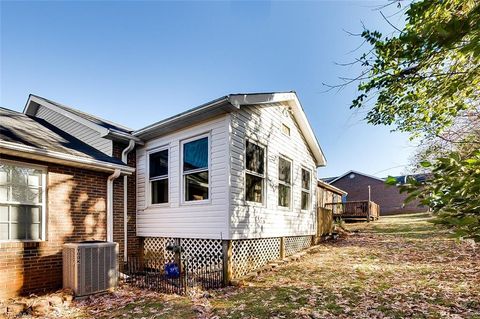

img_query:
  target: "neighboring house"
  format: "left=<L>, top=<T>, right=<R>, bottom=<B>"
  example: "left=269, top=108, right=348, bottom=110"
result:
left=1, top=91, right=327, bottom=297
left=0, top=100, right=140, bottom=299
left=323, top=170, right=426, bottom=215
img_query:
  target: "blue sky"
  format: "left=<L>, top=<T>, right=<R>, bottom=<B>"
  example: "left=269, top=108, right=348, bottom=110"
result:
left=0, top=0, right=416, bottom=178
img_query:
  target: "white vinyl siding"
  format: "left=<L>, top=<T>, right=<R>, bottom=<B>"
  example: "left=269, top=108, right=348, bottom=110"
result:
left=136, top=115, right=230, bottom=239
left=36, top=105, right=113, bottom=155
left=229, top=103, right=317, bottom=239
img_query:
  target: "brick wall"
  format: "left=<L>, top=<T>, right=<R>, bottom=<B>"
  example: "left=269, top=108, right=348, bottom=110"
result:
left=0, top=148, right=138, bottom=299
left=330, top=173, right=424, bottom=215
left=0, top=155, right=109, bottom=299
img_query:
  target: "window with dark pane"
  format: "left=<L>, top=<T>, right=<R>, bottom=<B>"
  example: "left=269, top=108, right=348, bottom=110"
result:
left=278, top=157, right=291, bottom=184
left=149, top=149, right=168, bottom=204
left=149, top=149, right=168, bottom=178
left=245, top=141, right=265, bottom=203
left=278, top=157, right=292, bottom=208
left=185, top=171, right=209, bottom=201
left=151, top=179, right=168, bottom=204
left=183, top=137, right=208, bottom=171
left=0, top=162, right=44, bottom=241
left=183, top=137, right=209, bottom=201
left=246, top=141, right=264, bottom=175
left=301, top=168, right=311, bottom=210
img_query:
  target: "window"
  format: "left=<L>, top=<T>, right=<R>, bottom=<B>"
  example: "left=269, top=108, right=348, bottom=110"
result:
left=278, top=157, right=292, bottom=208
left=0, top=162, right=45, bottom=241
left=245, top=140, right=265, bottom=203
left=301, top=168, right=311, bottom=210
left=183, top=136, right=209, bottom=201
left=149, top=149, right=168, bottom=204
left=281, top=123, right=290, bottom=136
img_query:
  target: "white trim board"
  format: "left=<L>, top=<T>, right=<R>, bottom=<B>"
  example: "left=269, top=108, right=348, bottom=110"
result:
left=0, top=140, right=134, bottom=175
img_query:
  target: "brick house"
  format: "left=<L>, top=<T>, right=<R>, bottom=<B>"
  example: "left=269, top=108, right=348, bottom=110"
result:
left=0, top=99, right=140, bottom=299
left=323, top=170, right=426, bottom=215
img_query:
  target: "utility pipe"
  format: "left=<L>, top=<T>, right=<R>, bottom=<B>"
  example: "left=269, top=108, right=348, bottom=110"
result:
left=107, top=169, right=121, bottom=242
left=121, top=139, right=135, bottom=261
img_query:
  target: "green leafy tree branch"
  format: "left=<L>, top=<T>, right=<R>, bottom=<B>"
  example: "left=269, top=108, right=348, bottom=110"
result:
left=345, top=0, right=480, bottom=240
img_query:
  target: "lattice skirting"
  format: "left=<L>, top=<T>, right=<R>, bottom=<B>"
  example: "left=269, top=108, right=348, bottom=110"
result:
left=144, top=237, right=223, bottom=260
left=284, top=236, right=312, bottom=257
left=143, top=235, right=313, bottom=280
left=231, top=237, right=281, bottom=278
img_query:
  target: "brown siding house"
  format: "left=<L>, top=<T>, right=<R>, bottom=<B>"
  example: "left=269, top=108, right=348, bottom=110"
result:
left=324, top=170, right=425, bottom=215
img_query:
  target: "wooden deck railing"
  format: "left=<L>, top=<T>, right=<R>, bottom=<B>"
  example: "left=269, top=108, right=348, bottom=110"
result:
left=324, top=201, right=380, bottom=221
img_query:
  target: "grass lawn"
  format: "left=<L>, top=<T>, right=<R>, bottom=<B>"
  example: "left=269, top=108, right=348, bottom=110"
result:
left=70, top=213, right=479, bottom=319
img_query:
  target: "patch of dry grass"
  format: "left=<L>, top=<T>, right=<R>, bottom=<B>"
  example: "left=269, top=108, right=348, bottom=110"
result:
left=207, top=213, right=479, bottom=318
left=33, top=213, right=479, bottom=319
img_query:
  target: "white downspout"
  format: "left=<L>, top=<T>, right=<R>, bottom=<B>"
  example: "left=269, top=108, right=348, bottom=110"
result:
left=107, top=169, right=121, bottom=242
left=121, top=139, right=135, bottom=261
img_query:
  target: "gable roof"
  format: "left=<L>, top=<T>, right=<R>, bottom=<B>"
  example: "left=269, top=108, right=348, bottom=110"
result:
left=325, top=170, right=385, bottom=184
left=23, top=94, right=142, bottom=144
left=0, top=107, right=134, bottom=174
left=323, top=170, right=430, bottom=185
left=134, top=92, right=327, bottom=167
left=20, top=92, right=326, bottom=166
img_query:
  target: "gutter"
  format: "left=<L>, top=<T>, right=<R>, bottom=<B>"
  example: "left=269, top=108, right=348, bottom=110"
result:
left=101, top=129, right=144, bottom=145
left=121, top=139, right=135, bottom=261
left=133, top=96, right=232, bottom=137
left=0, top=140, right=135, bottom=174
left=107, top=169, right=121, bottom=242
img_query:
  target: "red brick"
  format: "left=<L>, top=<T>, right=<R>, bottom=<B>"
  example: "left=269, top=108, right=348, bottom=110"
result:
left=0, top=148, right=139, bottom=299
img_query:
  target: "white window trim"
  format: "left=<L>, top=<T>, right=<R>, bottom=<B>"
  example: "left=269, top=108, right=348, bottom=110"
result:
left=244, top=139, right=267, bottom=206
left=277, top=155, right=293, bottom=210
left=146, top=146, right=170, bottom=207
left=0, top=159, right=47, bottom=242
left=180, top=132, right=211, bottom=205
left=300, top=167, right=312, bottom=211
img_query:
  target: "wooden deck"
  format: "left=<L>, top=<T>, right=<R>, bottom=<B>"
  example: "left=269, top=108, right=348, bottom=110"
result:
left=324, top=200, right=380, bottom=221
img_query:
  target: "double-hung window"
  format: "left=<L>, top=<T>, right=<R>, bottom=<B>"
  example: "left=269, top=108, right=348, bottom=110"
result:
left=245, top=140, right=265, bottom=203
left=278, top=156, right=292, bottom=208
left=0, top=161, right=45, bottom=241
left=183, top=136, right=209, bottom=201
left=301, top=168, right=311, bottom=210
left=149, top=149, right=169, bottom=204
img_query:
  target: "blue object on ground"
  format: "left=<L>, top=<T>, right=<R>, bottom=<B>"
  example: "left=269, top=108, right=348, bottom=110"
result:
left=165, top=262, right=180, bottom=278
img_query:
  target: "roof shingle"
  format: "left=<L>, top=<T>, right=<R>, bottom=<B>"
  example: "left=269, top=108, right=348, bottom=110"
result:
left=0, top=107, right=125, bottom=166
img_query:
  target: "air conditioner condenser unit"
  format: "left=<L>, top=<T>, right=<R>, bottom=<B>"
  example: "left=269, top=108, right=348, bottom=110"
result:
left=63, top=241, right=118, bottom=297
